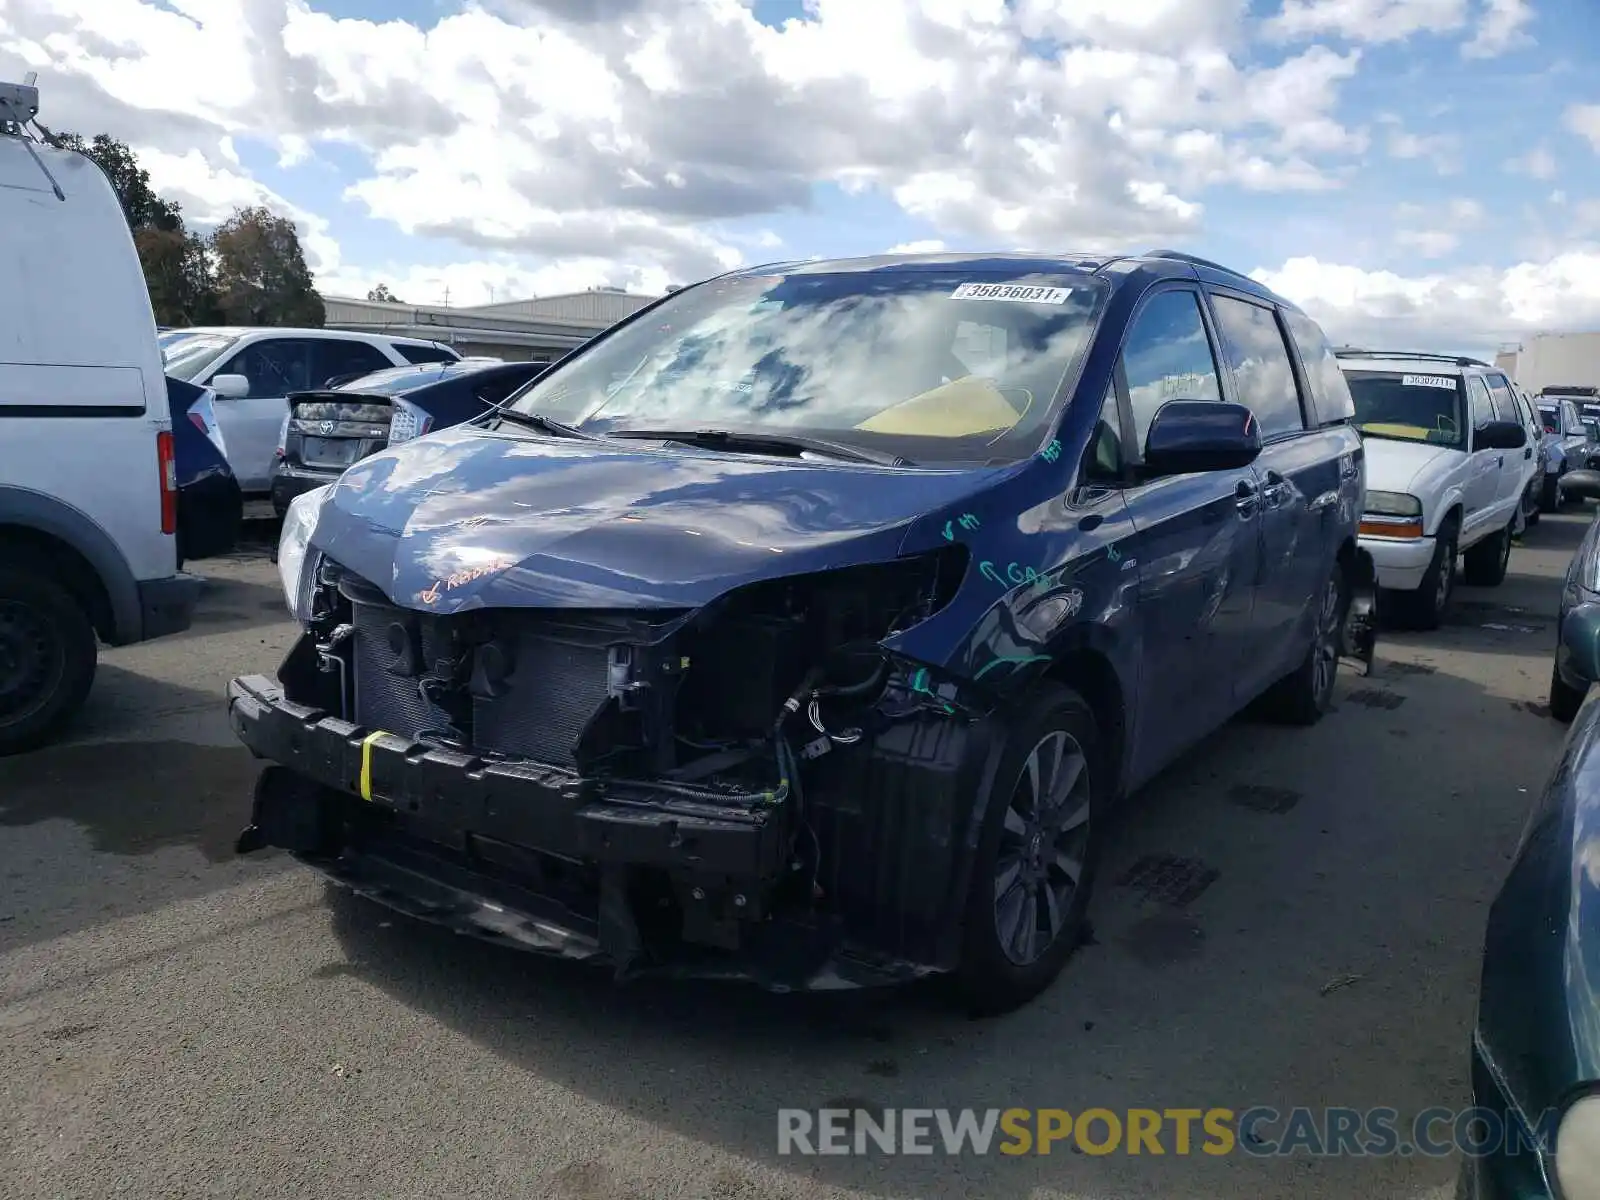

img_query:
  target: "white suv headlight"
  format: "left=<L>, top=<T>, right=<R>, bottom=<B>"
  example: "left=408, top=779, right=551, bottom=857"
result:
left=277, top=484, right=332, bottom=622
left=1365, top=490, right=1423, bottom=517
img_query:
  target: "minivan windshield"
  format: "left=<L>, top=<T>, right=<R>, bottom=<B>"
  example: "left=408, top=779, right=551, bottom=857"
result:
left=503, top=269, right=1110, bottom=465
left=1343, top=370, right=1466, bottom=448
left=162, top=333, right=239, bottom=381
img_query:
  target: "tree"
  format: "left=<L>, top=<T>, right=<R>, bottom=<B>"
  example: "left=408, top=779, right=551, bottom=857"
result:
left=42, top=130, right=182, bottom=232
left=210, top=206, right=325, bottom=327
left=136, top=229, right=222, bottom=326
left=366, top=284, right=402, bottom=303
left=42, top=128, right=217, bottom=325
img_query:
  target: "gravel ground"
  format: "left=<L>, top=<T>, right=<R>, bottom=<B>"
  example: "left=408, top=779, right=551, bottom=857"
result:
left=0, top=512, right=1586, bottom=1200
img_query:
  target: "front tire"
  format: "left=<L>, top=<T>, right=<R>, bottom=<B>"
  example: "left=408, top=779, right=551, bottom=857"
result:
left=1461, top=516, right=1514, bottom=587
left=1550, top=660, right=1587, bottom=723
left=957, top=683, right=1103, bottom=1016
left=1542, top=470, right=1562, bottom=513
left=1385, top=525, right=1457, bottom=631
left=0, top=568, right=98, bottom=756
left=1261, top=565, right=1346, bottom=725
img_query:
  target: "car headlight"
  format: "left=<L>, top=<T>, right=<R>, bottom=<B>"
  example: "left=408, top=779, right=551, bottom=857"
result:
left=277, top=484, right=332, bottom=623
left=1558, top=1096, right=1600, bottom=1200
left=1364, top=490, right=1423, bottom=518
left=387, top=397, right=434, bottom=445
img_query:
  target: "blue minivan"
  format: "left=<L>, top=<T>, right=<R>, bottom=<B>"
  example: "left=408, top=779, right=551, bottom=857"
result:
left=230, top=249, right=1378, bottom=1012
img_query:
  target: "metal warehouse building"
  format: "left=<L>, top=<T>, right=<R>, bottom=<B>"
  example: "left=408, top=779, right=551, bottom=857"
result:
left=319, top=287, right=662, bottom=363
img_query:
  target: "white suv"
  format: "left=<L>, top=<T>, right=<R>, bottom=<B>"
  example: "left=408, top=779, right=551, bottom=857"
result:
left=1336, top=351, right=1531, bottom=629
left=159, top=328, right=461, bottom=494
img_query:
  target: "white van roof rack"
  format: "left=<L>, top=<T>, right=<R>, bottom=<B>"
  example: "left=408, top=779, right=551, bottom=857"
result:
left=0, top=74, right=64, bottom=200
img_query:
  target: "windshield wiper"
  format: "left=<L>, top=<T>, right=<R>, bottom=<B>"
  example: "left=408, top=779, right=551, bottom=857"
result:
left=606, top=428, right=913, bottom=467
left=490, top=410, right=599, bottom=440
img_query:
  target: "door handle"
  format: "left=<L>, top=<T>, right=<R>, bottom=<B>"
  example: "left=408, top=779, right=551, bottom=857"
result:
left=1234, top=480, right=1259, bottom=517
left=1262, top=474, right=1294, bottom=505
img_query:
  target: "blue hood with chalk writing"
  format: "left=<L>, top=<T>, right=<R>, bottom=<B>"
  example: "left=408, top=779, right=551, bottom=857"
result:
left=305, top=424, right=1017, bottom=613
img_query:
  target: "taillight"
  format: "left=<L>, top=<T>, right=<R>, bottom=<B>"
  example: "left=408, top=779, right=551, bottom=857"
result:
left=158, top=431, right=178, bottom=536
left=188, top=411, right=208, bottom=435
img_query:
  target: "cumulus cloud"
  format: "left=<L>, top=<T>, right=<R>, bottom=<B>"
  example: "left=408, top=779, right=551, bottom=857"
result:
left=0, top=0, right=1574, bottom=346
left=1255, top=253, right=1600, bottom=358
left=0, top=0, right=1387, bottom=296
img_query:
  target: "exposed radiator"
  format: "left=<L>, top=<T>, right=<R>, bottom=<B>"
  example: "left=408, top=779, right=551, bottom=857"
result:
left=473, top=631, right=611, bottom=765
left=350, top=599, right=452, bottom=739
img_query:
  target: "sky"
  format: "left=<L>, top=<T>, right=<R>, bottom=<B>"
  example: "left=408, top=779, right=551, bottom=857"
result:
left=0, top=0, right=1596, bottom=358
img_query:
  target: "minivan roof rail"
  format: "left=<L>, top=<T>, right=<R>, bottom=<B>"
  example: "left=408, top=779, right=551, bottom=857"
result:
left=1333, top=348, right=1490, bottom=369
left=1141, top=248, right=1254, bottom=282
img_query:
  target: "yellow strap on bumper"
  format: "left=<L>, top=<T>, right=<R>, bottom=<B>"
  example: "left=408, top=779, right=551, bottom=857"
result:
left=358, top=731, right=387, bottom=802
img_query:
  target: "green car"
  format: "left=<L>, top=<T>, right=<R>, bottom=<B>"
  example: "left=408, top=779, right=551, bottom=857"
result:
left=1466, top=471, right=1600, bottom=1198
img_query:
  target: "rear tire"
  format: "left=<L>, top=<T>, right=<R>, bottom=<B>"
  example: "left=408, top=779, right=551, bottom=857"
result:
left=1461, top=516, right=1513, bottom=587
left=1550, top=660, right=1587, bottom=724
left=956, top=683, right=1103, bottom=1016
left=0, top=568, right=98, bottom=756
left=1385, top=525, right=1456, bottom=631
left=1261, top=565, right=1346, bottom=725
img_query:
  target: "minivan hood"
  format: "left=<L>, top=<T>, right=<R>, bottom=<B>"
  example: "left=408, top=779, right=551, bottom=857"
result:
left=1361, top=437, right=1459, bottom=494
left=309, top=426, right=1007, bottom=611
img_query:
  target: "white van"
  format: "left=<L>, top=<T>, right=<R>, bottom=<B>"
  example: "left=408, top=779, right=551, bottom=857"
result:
left=0, top=77, right=200, bottom=754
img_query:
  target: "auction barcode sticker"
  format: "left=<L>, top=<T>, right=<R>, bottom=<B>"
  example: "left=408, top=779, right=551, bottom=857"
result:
left=951, top=282, right=1072, bottom=304
left=1401, top=374, right=1457, bottom=390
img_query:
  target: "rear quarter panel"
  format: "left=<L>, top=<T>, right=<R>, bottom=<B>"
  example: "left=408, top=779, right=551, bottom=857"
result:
left=0, top=143, right=173, bottom=583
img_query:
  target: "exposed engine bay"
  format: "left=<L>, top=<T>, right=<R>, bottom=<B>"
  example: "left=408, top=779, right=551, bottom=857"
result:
left=252, top=545, right=975, bottom=983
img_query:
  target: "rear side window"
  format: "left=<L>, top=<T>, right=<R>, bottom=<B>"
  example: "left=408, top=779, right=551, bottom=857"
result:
left=314, top=339, right=391, bottom=386
left=1539, top=405, right=1559, bottom=433
left=1282, top=309, right=1355, bottom=425
left=1208, top=295, right=1307, bottom=438
left=396, top=342, right=460, bottom=365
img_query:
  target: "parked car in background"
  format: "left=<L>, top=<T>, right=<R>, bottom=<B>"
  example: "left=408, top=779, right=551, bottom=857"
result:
left=164, top=376, right=242, bottom=566
left=1544, top=470, right=1600, bottom=721
left=231, top=249, right=1378, bottom=1014
left=1466, top=577, right=1600, bottom=1199
left=269, top=360, right=548, bottom=517
left=1537, top=394, right=1591, bottom=510
left=159, top=327, right=462, bottom=495
left=1509, top=381, right=1549, bottom=530
left=0, top=76, right=200, bottom=755
left=1334, top=350, right=1529, bottom=630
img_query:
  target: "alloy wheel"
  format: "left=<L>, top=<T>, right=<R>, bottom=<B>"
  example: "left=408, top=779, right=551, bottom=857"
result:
left=993, top=730, right=1092, bottom=966
left=1311, top=574, right=1342, bottom=701
left=0, top=599, right=58, bottom=721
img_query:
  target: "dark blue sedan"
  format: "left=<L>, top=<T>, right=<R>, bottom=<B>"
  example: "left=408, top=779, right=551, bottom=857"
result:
left=165, top=375, right=241, bottom=565
left=230, top=249, right=1378, bottom=1013
left=268, top=359, right=548, bottom=518
left=1467, top=503, right=1600, bottom=1196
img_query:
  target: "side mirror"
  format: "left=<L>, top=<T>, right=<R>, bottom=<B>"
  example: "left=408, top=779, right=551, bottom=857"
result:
left=1563, top=602, right=1600, bottom=686
left=1564, top=469, right=1600, bottom=502
left=1475, top=420, right=1527, bottom=451
left=1143, top=400, right=1263, bottom=476
left=211, top=373, right=249, bottom=399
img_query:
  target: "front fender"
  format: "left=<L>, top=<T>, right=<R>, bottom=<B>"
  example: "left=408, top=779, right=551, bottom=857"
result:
left=1429, top=487, right=1467, bottom=537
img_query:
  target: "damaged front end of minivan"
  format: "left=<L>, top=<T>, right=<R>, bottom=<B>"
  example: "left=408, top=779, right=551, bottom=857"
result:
left=231, top=512, right=1012, bottom=990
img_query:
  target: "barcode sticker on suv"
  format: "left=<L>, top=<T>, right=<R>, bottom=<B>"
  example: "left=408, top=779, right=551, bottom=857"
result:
left=951, top=282, right=1072, bottom=304
left=1402, top=374, right=1456, bottom=390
